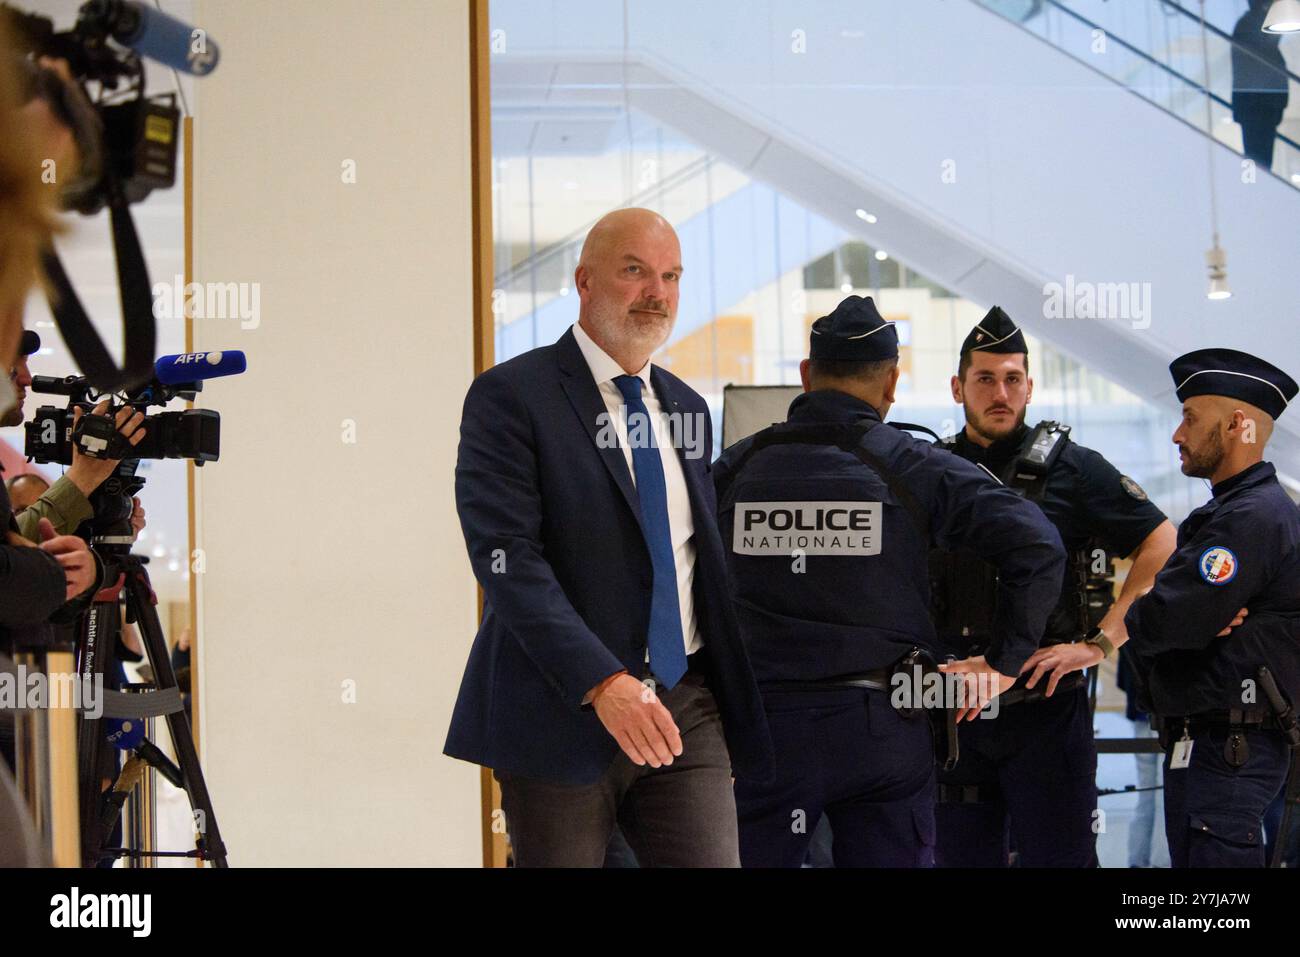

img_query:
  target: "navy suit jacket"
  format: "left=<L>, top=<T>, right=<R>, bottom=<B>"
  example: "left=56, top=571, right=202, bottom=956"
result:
left=444, top=327, right=774, bottom=786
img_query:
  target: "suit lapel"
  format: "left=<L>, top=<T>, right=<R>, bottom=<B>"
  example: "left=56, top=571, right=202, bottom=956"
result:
left=650, top=366, right=710, bottom=526
left=557, top=328, right=644, bottom=528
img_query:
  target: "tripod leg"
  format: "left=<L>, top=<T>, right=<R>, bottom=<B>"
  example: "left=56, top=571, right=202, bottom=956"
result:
left=124, top=564, right=227, bottom=867
left=75, top=600, right=120, bottom=867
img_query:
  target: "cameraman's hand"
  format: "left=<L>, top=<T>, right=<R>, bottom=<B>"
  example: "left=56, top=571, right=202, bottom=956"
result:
left=36, top=518, right=95, bottom=600
left=130, top=496, right=146, bottom=540
left=65, top=401, right=146, bottom=497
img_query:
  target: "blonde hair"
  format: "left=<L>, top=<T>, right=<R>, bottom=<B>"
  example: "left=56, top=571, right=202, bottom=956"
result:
left=0, top=19, right=62, bottom=365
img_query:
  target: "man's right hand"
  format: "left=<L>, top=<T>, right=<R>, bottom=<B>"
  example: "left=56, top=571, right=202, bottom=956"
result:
left=36, top=517, right=95, bottom=600
left=65, top=401, right=147, bottom=496
left=591, top=673, right=683, bottom=768
left=937, top=655, right=1018, bottom=723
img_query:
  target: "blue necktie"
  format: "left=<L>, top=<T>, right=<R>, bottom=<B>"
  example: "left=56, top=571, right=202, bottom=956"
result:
left=613, top=374, right=688, bottom=689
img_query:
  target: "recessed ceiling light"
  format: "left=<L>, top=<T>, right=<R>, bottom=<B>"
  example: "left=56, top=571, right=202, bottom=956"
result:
left=854, top=208, right=877, bottom=224
left=874, top=250, right=889, bottom=261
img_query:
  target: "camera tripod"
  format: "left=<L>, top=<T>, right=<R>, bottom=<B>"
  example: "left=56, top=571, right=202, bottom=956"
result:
left=75, top=468, right=226, bottom=867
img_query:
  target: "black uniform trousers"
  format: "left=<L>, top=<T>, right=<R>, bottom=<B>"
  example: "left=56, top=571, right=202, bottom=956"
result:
left=934, top=683, right=1098, bottom=867
left=1163, top=727, right=1289, bottom=868
left=734, top=686, right=935, bottom=868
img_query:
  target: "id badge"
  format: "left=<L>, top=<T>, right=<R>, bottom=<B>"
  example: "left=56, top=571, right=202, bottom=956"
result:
left=1170, top=734, right=1195, bottom=770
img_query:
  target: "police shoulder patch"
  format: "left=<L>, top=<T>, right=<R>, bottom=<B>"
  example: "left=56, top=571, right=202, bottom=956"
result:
left=1198, top=546, right=1238, bottom=585
left=1120, top=475, right=1148, bottom=501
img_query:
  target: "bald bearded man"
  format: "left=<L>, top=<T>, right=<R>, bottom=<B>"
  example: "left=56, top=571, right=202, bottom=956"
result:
left=445, top=208, right=772, bottom=867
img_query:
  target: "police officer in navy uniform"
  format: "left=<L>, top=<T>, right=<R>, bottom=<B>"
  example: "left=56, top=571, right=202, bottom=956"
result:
left=931, top=306, right=1177, bottom=867
left=1123, top=349, right=1300, bottom=868
left=713, top=296, right=1066, bottom=867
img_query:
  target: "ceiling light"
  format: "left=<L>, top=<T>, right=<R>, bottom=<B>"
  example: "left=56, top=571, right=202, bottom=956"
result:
left=874, top=250, right=889, bottom=261
left=854, top=208, right=877, bottom=224
left=1206, top=243, right=1231, bottom=300
left=1263, top=0, right=1300, bottom=33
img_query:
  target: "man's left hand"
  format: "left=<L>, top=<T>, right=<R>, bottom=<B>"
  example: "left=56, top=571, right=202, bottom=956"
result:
left=1021, top=642, right=1103, bottom=698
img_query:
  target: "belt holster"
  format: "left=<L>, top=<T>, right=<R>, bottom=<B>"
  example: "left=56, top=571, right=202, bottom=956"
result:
left=889, top=647, right=960, bottom=772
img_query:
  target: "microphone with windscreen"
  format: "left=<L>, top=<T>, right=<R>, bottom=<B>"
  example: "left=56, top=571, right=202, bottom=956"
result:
left=153, top=350, right=247, bottom=387
left=87, top=0, right=221, bottom=76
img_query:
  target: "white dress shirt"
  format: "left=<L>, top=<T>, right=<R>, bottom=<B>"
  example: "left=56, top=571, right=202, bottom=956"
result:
left=572, top=321, right=702, bottom=658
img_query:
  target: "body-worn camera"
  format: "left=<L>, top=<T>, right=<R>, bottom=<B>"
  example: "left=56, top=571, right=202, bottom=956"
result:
left=24, top=374, right=218, bottom=466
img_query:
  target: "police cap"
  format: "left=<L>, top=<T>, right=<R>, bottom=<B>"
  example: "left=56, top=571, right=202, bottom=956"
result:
left=961, top=306, right=1027, bottom=356
left=1170, top=348, right=1297, bottom=420
left=809, top=295, right=898, bottom=361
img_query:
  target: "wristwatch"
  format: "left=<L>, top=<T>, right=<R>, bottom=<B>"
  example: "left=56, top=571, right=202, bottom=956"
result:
left=1083, top=626, right=1116, bottom=661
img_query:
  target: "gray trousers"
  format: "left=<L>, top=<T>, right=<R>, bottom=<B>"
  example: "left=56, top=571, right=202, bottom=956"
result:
left=495, top=669, right=740, bottom=867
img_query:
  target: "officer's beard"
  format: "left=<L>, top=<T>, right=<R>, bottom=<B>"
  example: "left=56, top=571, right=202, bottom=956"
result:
left=1178, top=424, right=1225, bottom=479
left=964, top=400, right=1027, bottom=445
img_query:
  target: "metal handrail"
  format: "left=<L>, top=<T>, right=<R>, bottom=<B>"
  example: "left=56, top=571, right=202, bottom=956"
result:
left=979, top=0, right=1300, bottom=161
left=1154, top=0, right=1300, bottom=88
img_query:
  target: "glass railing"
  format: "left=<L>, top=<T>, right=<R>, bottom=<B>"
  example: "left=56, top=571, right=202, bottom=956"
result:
left=975, top=0, right=1300, bottom=189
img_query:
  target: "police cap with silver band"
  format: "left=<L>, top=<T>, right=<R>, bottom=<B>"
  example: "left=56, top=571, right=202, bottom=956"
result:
left=1170, top=348, right=1298, bottom=421
left=961, top=305, right=1027, bottom=356
left=809, top=295, right=898, bottom=361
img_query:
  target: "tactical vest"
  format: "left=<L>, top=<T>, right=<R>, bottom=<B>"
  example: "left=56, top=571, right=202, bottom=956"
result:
left=929, top=421, right=1115, bottom=655
left=718, top=418, right=940, bottom=679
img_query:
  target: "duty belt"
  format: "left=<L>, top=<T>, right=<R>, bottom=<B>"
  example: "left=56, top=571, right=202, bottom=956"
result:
left=758, top=649, right=961, bottom=772
left=1153, top=708, right=1282, bottom=742
left=760, top=668, right=892, bottom=695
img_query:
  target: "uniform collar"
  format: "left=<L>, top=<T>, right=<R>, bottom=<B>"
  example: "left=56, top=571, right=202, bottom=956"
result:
left=1211, top=461, right=1275, bottom=498
left=953, top=422, right=1029, bottom=474
left=786, top=388, right=883, bottom=424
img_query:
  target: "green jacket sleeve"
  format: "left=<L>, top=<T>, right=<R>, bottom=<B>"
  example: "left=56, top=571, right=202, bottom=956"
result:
left=14, top=476, right=93, bottom=541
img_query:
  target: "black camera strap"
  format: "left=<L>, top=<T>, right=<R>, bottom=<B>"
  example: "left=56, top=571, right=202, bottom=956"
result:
left=40, top=177, right=156, bottom=393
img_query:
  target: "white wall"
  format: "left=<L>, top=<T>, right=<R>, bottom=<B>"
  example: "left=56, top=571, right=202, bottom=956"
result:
left=190, top=0, right=480, bottom=866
